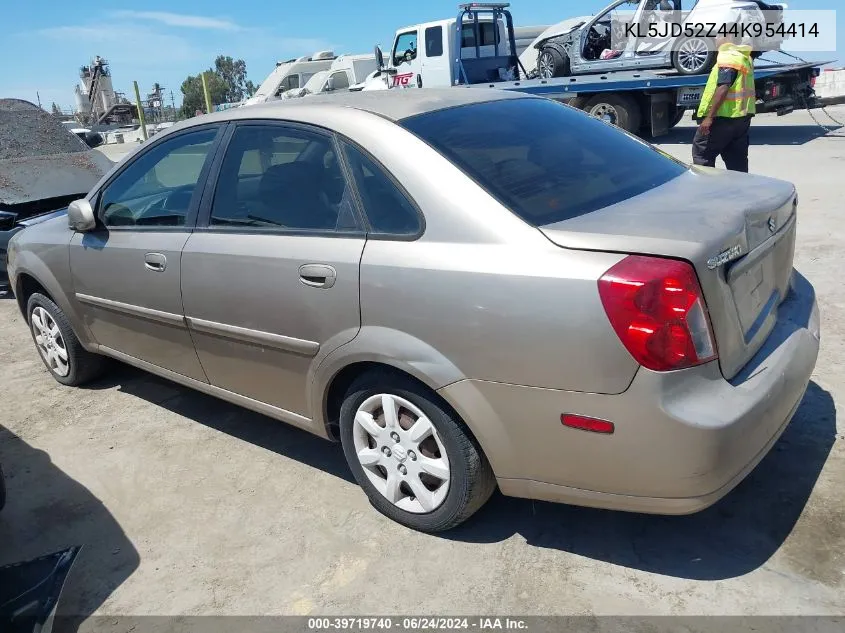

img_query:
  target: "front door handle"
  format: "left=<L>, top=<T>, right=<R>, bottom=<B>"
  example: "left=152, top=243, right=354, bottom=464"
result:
left=144, top=252, right=167, bottom=272
left=299, top=264, right=337, bottom=289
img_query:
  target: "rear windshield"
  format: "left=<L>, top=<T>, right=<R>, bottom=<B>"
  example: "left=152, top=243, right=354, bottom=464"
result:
left=400, top=98, right=688, bottom=226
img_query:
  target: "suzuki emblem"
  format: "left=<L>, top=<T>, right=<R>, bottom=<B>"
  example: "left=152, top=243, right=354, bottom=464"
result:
left=768, top=217, right=777, bottom=233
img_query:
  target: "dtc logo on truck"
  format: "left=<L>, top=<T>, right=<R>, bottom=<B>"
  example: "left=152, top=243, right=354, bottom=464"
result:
left=392, top=72, right=415, bottom=88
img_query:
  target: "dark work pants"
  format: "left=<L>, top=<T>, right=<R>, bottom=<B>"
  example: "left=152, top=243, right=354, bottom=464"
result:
left=692, top=116, right=752, bottom=173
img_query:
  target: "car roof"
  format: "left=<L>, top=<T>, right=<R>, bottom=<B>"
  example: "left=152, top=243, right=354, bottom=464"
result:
left=196, top=88, right=533, bottom=128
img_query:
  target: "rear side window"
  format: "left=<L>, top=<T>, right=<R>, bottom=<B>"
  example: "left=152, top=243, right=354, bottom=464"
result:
left=340, top=140, right=421, bottom=237
left=400, top=98, right=688, bottom=226
left=210, top=125, right=359, bottom=232
left=425, top=26, right=443, bottom=57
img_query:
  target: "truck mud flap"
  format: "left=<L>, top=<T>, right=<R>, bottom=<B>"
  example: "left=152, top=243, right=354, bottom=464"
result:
left=649, top=92, right=673, bottom=138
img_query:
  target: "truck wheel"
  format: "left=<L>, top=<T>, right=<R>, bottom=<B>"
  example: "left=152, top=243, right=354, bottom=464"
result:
left=670, top=106, right=687, bottom=128
left=584, top=94, right=642, bottom=134
left=564, top=96, right=590, bottom=111
left=538, top=45, right=571, bottom=79
left=672, top=37, right=717, bottom=75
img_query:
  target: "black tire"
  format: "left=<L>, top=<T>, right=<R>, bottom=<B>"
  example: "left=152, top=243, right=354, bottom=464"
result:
left=339, top=370, right=496, bottom=533
left=564, top=96, right=590, bottom=111
left=584, top=93, right=642, bottom=134
left=670, top=106, right=687, bottom=128
left=537, top=44, right=571, bottom=79
left=26, top=293, right=107, bottom=386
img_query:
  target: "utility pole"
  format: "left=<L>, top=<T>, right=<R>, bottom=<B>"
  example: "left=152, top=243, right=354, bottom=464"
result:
left=201, top=71, right=213, bottom=114
left=36, top=91, right=42, bottom=109
left=170, top=90, right=176, bottom=121
left=133, top=80, right=149, bottom=141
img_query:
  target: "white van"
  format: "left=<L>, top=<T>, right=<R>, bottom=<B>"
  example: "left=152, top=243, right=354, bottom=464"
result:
left=242, top=51, right=339, bottom=106
left=283, top=54, right=379, bottom=98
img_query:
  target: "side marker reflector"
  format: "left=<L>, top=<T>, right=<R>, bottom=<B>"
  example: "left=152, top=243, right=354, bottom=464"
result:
left=561, top=414, right=615, bottom=434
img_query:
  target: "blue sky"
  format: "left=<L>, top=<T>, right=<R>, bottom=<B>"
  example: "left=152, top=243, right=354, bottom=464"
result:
left=1, top=0, right=841, bottom=110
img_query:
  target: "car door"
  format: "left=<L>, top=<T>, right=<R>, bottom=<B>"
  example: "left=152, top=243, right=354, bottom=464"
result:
left=420, top=24, right=450, bottom=87
left=390, top=29, right=422, bottom=88
left=69, top=124, right=224, bottom=381
left=180, top=122, right=366, bottom=419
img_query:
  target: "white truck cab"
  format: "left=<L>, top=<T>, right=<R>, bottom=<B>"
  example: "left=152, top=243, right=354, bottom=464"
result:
left=362, top=4, right=523, bottom=91
left=242, top=51, right=339, bottom=106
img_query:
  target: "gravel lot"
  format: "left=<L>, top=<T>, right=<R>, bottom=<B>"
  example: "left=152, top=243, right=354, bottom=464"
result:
left=1, top=107, right=843, bottom=622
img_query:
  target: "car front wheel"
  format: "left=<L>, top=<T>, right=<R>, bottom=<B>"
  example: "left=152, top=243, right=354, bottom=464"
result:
left=672, top=36, right=717, bottom=75
left=537, top=45, right=571, bottom=79
left=339, top=371, right=496, bottom=532
left=27, top=293, right=106, bottom=386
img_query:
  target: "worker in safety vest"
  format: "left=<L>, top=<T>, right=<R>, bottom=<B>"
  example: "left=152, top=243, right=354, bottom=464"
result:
left=692, top=34, right=756, bottom=173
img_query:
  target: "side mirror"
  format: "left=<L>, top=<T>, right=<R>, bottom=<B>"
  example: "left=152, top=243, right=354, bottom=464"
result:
left=0, top=210, right=16, bottom=231
left=325, top=76, right=335, bottom=91
left=374, top=44, right=385, bottom=70
left=68, top=199, right=96, bottom=232
left=84, top=131, right=104, bottom=149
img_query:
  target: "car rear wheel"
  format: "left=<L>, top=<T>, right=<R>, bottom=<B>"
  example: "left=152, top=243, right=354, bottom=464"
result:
left=339, top=371, right=495, bottom=532
left=584, top=93, right=642, bottom=134
left=27, top=293, right=106, bottom=387
left=672, top=36, right=717, bottom=75
left=538, top=45, right=571, bottom=79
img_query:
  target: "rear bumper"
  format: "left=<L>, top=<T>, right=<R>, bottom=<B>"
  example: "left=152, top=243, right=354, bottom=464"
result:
left=439, top=270, right=820, bottom=514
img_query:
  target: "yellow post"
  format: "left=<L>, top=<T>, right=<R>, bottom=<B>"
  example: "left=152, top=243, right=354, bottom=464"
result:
left=133, top=81, right=148, bottom=141
left=201, top=71, right=213, bottom=114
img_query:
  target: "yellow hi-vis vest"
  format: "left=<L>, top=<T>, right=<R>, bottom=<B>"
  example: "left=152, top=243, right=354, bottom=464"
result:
left=696, top=44, right=756, bottom=119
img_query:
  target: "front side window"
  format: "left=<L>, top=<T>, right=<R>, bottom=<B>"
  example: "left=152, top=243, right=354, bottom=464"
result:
left=400, top=98, right=687, bottom=227
left=393, top=32, right=418, bottom=65
left=330, top=71, right=350, bottom=90
left=98, top=128, right=218, bottom=228
left=276, top=74, right=300, bottom=96
left=340, top=140, right=421, bottom=236
left=209, top=124, right=359, bottom=232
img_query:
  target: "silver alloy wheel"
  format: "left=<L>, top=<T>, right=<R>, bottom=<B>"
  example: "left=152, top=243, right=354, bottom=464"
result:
left=353, top=393, right=451, bottom=514
left=677, top=38, right=710, bottom=73
left=588, top=102, right=620, bottom=125
left=31, top=306, right=70, bottom=377
left=538, top=51, right=555, bottom=79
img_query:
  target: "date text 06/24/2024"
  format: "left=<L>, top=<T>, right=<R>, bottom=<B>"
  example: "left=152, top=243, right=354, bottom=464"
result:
left=307, top=617, right=528, bottom=630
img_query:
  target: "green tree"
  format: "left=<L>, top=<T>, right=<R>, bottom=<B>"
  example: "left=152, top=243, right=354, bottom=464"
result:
left=179, top=56, right=257, bottom=117
left=51, top=102, right=62, bottom=116
left=179, top=72, right=227, bottom=117
left=213, top=55, right=257, bottom=102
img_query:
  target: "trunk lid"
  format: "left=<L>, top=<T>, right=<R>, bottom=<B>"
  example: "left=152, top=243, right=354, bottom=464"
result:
left=540, top=166, right=798, bottom=380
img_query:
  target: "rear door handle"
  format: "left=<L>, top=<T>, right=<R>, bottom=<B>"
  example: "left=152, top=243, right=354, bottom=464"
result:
left=144, top=252, right=167, bottom=272
left=299, top=264, right=337, bottom=289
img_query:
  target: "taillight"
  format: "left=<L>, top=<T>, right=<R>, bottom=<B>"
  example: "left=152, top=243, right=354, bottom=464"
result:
left=598, top=255, right=717, bottom=372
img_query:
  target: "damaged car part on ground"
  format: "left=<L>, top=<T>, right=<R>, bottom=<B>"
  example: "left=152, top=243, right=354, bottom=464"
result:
left=5, top=89, right=820, bottom=532
left=0, top=99, right=113, bottom=290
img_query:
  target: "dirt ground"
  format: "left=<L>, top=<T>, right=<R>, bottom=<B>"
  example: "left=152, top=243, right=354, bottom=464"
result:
left=1, top=107, right=844, bottom=622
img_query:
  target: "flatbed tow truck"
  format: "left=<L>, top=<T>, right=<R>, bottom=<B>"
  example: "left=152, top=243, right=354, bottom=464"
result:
left=361, top=2, right=830, bottom=137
